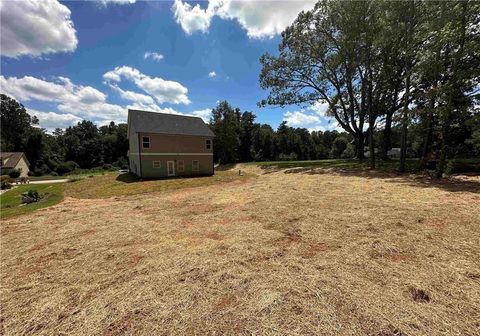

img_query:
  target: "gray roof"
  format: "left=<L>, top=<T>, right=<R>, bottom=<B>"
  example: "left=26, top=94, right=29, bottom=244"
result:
left=0, top=152, right=30, bottom=168
left=128, top=109, right=214, bottom=137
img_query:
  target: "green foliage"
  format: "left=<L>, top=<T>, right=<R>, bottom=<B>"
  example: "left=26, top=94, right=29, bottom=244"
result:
left=0, top=184, right=64, bottom=218
left=330, top=137, right=348, bottom=159
left=1, top=181, right=12, bottom=190
left=341, top=144, right=356, bottom=159
left=8, top=168, right=21, bottom=179
left=22, top=189, right=40, bottom=202
left=0, top=94, right=129, bottom=175
left=56, top=161, right=79, bottom=175
left=259, top=0, right=480, bottom=175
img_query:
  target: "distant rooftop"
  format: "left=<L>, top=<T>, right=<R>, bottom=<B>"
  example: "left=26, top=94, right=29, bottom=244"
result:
left=128, top=109, right=214, bottom=137
left=0, top=152, right=29, bottom=168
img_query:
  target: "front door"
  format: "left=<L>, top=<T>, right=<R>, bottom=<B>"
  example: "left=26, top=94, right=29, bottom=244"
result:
left=167, top=161, right=175, bottom=176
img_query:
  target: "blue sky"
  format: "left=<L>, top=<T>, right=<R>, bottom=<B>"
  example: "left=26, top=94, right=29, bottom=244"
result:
left=0, top=0, right=338, bottom=132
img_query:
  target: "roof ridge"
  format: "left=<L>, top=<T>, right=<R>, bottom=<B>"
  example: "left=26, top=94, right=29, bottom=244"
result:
left=128, top=109, right=204, bottom=121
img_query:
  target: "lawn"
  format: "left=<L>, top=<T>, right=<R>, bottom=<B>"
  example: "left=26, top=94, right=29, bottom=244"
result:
left=1, top=166, right=479, bottom=335
left=250, top=157, right=480, bottom=173
left=64, top=170, right=254, bottom=199
left=0, top=184, right=64, bottom=219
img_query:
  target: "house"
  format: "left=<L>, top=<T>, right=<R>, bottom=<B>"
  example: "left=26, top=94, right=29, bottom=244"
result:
left=0, top=152, right=30, bottom=177
left=127, top=109, right=215, bottom=178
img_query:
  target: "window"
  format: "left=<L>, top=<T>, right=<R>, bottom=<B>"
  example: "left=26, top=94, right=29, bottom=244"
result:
left=142, top=136, right=150, bottom=149
left=205, top=139, right=212, bottom=150
left=192, top=160, right=199, bottom=171
left=177, top=160, right=185, bottom=172
left=153, top=161, right=161, bottom=168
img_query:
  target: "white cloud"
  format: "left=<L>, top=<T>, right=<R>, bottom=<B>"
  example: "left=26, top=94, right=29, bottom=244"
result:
left=310, top=101, right=329, bottom=116
left=28, top=109, right=82, bottom=132
left=283, top=110, right=320, bottom=128
left=172, top=0, right=316, bottom=38
left=144, top=51, right=164, bottom=62
left=172, top=0, right=220, bottom=35
left=99, top=0, right=136, bottom=5
left=189, top=108, right=212, bottom=122
left=103, top=66, right=190, bottom=105
left=283, top=105, right=343, bottom=132
left=0, top=75, right=125, bottom=121
left=0, top=0, right=77, bottom=58
left=208, top=71, right=216, bottom=78
left=109, top=84, right=156, bottom=106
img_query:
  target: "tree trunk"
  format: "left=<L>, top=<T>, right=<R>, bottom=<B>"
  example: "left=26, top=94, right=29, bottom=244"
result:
left=435, top=120, right=448, bottom=178
left=419, top=103, right=435, bottom=169
left=380, top=111, right=393, bottom=160
left=355, top=132, right=365, bottom=159
left=368, top=116, right=375, bottom=169
left=399, top=74, right=410, bottom=173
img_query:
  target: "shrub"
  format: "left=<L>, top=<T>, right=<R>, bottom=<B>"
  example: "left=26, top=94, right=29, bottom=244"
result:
left=1, top=181, right=12, bottom=190
left=102, top=163, right=113, bottom=170
left=33, top=168, right=44, bottom=177
left=341, top=143, right=355, bottom=159
left=113, top=157, right=127, bottom=168
left=0, top=175, right=11, bottom=183
left=445, top=160, right=455, bottom=176
left=21, top=189, right=40, bottom=203
left=8, top=168, right=21, bottom=179
left=56, top=161, right=79, bottom=175
left=330, top=137, right=348, bottom=158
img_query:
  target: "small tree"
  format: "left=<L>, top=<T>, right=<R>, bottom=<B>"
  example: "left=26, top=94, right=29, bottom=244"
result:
left=330, top=137, right=348, bottom=159
left=8, top=168, right=21, bottom=179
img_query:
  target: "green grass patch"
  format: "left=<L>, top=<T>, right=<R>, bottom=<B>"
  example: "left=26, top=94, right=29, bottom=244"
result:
left=65, top=170, right=255, bottom=199
left=28, top=170, right=112, bottom=181
left=1, top=184, right=64, bottom=219
left=249, top=158, right=479, bottom=174
left=249, top=159, right=417, bottom=171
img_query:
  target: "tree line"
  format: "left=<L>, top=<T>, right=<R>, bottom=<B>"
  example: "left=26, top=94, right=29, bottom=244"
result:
left=1, top=94, right=128, bottom=176
left=209, top=101, right=355, bottom=163
left=259, top=0, right=480, bottom=177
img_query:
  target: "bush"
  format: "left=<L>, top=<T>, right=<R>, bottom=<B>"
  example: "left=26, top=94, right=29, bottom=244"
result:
left=1, top=181, right=12, bottom=190
left=8, top=168, right=21, bottom=179
left=0, top=175, right=11, bottom=183
left=56, top=161, right=79, bottom=175
left=21, top=189, right=40, bottom=203
left=50, top=171, right=59, bottom=176
left=341, top=143, right=355, bottom=159
left=102, top=163, right=113, bottom=170
left=330, top=137, right=348, bottom=158
left=113, top=157, right=128, bottom=168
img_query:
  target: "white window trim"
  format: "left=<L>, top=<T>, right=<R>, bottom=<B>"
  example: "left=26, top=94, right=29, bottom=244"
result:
left=192, top=160, right=200, bottom=171
left=177, top=160, right=185, bottom=172
left=142, top=136, right=150, bottom=149
left=152, top=160, right=161, bottom=168
left=205, top=139, right=212, bottom=150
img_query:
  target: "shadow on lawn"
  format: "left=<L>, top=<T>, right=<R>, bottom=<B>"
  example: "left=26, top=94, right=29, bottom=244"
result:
left=269, top=166, right=480, bottom=194
left=116, top=173, right=140, bottom=183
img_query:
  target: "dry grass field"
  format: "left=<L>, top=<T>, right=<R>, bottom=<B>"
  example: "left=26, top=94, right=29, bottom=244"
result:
left=1, top=166, right=479, bottom=335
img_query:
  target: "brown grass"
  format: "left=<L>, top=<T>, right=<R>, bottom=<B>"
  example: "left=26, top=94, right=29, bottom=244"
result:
left=1, top=166, right=479, bottom=335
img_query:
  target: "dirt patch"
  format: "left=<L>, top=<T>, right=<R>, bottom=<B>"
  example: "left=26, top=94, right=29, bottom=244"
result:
left=203, top=232, right=224, bottom=240
left=301, top=243, right=328, bottom=258
left=103, top=310, right=149, bottom=336
left=129, top=254, right=144, bottom=267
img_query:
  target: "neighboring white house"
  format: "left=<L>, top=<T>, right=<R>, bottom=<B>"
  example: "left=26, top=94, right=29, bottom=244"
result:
left=0, top=152, right=30, bottom=177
